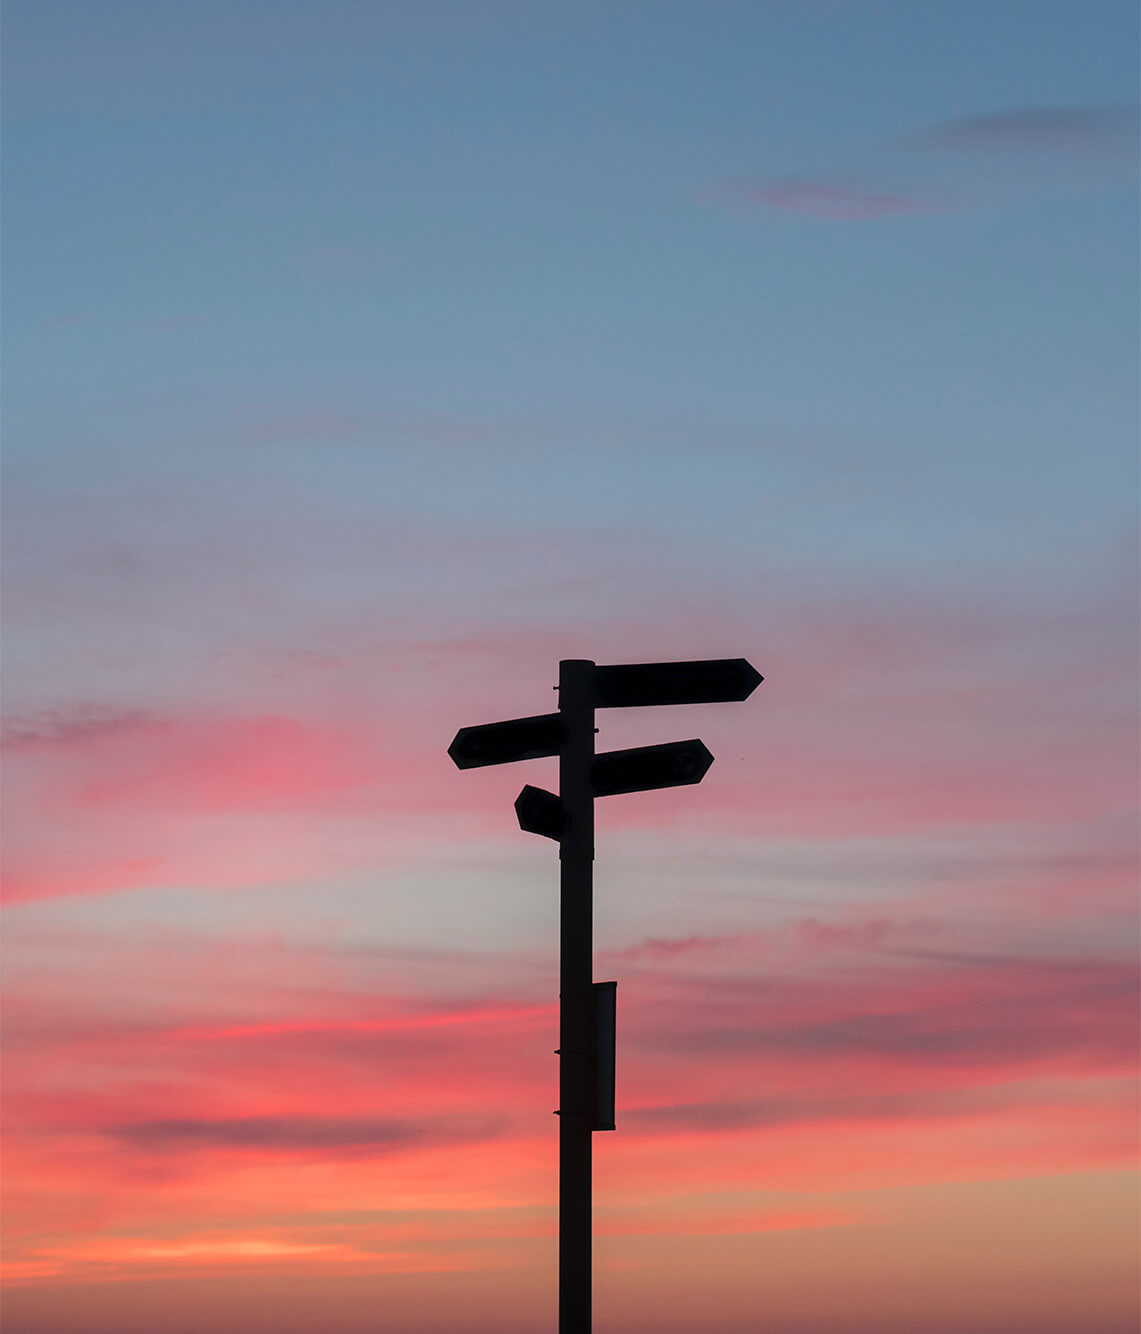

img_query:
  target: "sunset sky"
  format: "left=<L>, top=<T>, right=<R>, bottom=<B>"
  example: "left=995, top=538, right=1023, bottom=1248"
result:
left=2, top=2, right=1138, bottom=1332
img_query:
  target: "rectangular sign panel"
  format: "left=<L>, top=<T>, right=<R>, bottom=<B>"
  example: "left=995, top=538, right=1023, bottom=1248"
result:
left=448, top=713, right=563, bottom=770
left=590, top=739, right=713, bottom=797
left=591, top=657, right=762, bottom=709
left=591, top=981, right=616, bottom=1132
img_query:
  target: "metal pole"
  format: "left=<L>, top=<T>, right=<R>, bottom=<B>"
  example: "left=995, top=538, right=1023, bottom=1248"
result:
left=558, top=659, right=595, bottom=1334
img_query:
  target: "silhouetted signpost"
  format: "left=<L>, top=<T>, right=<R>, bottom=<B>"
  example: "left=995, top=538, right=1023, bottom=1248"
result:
left=448, top=657, right=762, bottom=1334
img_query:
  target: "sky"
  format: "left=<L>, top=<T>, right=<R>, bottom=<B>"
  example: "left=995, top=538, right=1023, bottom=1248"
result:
left=1, top=2, right=1138, bottom=1331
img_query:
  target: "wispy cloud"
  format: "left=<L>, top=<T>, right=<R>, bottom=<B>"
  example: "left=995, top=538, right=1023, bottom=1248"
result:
left=109, top=1113, right=506, bottom=1153
left=708, top=177, right=934, bottom=221
left=710, top=103, right=1138, bottom=222
left=1, top=707, right=160, bottom=751
left=623, top=1080, right=1087, bottom=1135
left=3, top=561, right=1133, bottom=903
left=637, top=953, right=1139, bottom=1073
left=4, top=915, right=1135, bottom=1290
left=906, top=104, right=1139, bottom=152
left=608, top=933, right=737, bottom=964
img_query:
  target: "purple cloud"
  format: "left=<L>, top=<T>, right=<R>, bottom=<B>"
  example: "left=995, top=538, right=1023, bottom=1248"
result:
left=709, top=177, right=934, bottom=221
left=711, top=105, right=1137, bottom=227
left=610, top=933, right=736, bottom=964
left=0, top=707, right=160, bottom=751
left=295, top=243, right=391, bottom=282
left=624, top=1084, right=1062, bottom=1134
left=640, top=955, right=1139, bottom=1070
left=907, top=104, right=1139, bottom=152
left=107, top=1113, right=507, bottom=1153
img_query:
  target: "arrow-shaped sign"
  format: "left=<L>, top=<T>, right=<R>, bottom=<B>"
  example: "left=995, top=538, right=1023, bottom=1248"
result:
left=591, top=657, right=762, bottom=709
left=515, top=784, right=566, bottom=840
left=590, top=738, right=713, bottom=797
left=448, top=713, right=563, bottom=770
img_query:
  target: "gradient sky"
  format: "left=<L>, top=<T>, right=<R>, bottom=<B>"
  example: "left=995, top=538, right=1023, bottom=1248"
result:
left=2, top=3, right=1138, bottom=1332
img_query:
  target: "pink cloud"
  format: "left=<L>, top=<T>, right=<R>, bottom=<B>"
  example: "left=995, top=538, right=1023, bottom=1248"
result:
left=1, top=707, right=423, bottom=902
left=3, top=565, right=1133, bottom=902
left=73, top=714, right=372, bottom=813
left=798, top=918, right=893, bottom=950
left=3, top=916, right=1135, bottom=1291
left=0, top=857, right=169, bottom=904
left=7, top=929, right=1134, bottom=1143
left=708, top=176, right=935, bottom=220
left=595, top=1204, right=861, bottom=1237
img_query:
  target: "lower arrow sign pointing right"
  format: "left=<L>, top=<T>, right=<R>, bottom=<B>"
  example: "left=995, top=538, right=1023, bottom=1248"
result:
left=590, top=739, right=713, bottom=797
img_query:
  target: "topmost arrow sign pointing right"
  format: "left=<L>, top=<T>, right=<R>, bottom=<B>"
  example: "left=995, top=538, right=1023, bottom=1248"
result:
left=590, top=657, right=762, bottom=709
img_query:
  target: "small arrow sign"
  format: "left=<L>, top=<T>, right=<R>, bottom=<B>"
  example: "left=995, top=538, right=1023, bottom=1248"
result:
left=591, top=657, right=762, bottom=709
left=515, top=785, right=566, bottom=840
left=591, top=739, right=713, bottom=797
left=448, top=713, right=563, bottom=770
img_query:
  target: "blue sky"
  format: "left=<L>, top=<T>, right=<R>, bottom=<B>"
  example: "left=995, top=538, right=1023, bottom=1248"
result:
left=5, top=4, right=1137, bottom=657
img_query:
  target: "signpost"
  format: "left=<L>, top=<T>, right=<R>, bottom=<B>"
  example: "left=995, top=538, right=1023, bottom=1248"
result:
left=448, top=657, right=762, bottom=1333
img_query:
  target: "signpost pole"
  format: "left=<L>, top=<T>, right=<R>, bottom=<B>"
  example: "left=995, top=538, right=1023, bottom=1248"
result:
left=558, top=659, right=595, bottom=1334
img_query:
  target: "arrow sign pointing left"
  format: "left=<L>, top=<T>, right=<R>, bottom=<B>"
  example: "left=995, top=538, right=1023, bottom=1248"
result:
left=590, top=738, right=713, bottom=797
left=448, top=712, right=563, bottom=769
left=515, top=784, right=566, bottom=840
